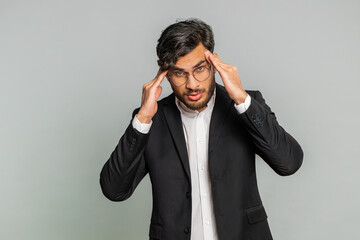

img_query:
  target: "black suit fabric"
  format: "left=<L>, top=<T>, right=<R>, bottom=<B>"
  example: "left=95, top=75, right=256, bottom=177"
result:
left=100, top=83, right=304, bottom=240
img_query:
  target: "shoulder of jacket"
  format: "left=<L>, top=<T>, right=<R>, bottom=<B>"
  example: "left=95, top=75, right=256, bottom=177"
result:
left=245, top=89, right=260, bottom=99
left=157, top=92, right=175, bottom=107
left=216, top=83, right=259, bottom=100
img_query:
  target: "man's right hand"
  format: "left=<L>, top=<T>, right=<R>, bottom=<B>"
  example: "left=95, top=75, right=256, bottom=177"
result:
left=136, top=68, right=168, bottom=124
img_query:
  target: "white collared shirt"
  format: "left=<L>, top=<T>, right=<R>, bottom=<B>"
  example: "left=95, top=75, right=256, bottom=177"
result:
left=132, top=87, right=251, bottom=239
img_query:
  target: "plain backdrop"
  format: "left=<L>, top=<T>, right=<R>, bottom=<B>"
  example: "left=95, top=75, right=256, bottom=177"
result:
left=1, top=0, right=359, bottom=239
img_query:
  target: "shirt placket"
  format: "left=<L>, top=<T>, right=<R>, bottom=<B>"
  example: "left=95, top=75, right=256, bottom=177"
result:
left=196, top=112, right=214, bottom=240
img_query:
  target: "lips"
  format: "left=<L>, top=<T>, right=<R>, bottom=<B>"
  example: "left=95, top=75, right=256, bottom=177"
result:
left=187, top=92, right=203, bottom=101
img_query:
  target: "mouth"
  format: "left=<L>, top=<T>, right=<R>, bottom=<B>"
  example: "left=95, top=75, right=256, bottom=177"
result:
left=187, top=91, right=203, bottom=101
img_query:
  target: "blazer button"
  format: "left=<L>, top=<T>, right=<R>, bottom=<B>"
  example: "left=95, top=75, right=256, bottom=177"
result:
left=184, top=227, right=190, bottom=234
left=186, top=192, right=191, bottom=198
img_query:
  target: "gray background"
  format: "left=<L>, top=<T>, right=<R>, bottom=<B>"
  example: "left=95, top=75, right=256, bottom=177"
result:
left=1, top=0, right=359, bottom=239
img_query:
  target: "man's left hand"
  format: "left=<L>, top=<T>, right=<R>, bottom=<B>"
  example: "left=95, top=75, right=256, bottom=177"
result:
left=205, top=50, right=248, bottom=104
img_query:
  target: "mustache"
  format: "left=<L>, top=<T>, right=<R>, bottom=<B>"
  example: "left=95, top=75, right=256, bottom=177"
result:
left=184, top=88, right=206, bottom=95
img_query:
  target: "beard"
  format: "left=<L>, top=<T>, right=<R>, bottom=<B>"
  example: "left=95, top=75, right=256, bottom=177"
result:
left=174, top=74, right=216, bottom=111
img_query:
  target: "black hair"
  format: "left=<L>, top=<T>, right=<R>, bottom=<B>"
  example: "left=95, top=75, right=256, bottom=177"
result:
left=156, top=18, right=215, bottom=71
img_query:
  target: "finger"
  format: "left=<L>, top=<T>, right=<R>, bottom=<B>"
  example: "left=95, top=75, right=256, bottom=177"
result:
left=153, top=70, right=168, bottom=87
left=205, top=51, right=224, bottom=73
left=219, top=63, right=234, bottom=70
left=205, top=50, right=220, bottom=66
left=151, top=69, right=163, bottom=83
left=212, top=52, right=229, bottom=67
left=207, top=51, right=229, bottom=66
left=206, top=51, right=235, bottom=76
left=155, top=68, right=162, bottom=78
left=155, top=86, right=162, bottom=100
left=145, top=68, right=165, bottom=87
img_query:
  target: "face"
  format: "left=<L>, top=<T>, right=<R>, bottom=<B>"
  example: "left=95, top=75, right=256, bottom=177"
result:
left=167, top=43, right=216, bottom=112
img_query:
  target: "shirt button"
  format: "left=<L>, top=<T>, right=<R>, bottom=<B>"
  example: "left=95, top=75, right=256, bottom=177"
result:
left=184, top=227, right=190, bottom=234
left=201, top=165, right=205, bottom=171
left=205, top=220, right=210, bottom=225
left=186, top=191, right=191, bottom=198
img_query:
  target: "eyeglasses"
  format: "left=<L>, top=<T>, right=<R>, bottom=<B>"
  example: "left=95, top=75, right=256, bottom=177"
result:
left=167, top=62, right=213, bottom=86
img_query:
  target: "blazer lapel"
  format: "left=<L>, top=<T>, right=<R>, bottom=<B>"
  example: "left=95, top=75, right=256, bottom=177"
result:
left=209, top=84, right=233, bottom=154
left=162, top=94, right=191, bottom=183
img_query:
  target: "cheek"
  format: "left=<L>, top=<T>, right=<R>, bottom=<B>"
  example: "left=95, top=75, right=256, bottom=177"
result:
left=172, top=86, right=185, bottom=96
left=205, top=79, right=215, bottom=90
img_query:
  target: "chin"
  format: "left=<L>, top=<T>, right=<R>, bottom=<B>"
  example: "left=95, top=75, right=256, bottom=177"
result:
left=181, top=93, right=210, bottom=110
left=184, top=102, right=207, bottom=111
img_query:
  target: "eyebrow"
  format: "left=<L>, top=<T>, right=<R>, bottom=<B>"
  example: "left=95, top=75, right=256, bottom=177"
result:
left=170, top=60, right=206, bottom=71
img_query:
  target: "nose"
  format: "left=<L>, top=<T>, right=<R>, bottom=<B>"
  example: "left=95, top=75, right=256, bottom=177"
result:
left=185, top=74, right=199, bottom=89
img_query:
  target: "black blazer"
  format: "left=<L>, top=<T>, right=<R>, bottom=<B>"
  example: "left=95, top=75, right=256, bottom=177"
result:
left=100, top=83, right=304, bottom=240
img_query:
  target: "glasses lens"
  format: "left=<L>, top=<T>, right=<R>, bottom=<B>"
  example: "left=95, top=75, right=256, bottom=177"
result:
left=170, top=73, right=187, bottom=86
left=194, top=65, right=210, bottom=81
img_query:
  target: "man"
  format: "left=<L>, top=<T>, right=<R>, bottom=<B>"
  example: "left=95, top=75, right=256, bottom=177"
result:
left=99, top=18, right=303, bottom=240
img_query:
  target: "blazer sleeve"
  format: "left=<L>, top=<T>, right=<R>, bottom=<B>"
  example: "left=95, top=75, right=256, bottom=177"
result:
left=238, top=90, right=304, bottom=176
left=99, top=108, right=149, bottom=201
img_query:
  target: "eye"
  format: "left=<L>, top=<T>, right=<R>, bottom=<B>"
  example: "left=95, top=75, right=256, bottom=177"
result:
left=196, top=66, right=205, bottom=72
left=175, top=72, right=185, bottom=77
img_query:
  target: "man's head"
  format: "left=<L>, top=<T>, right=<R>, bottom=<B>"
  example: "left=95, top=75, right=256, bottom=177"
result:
left=156, top=18, right=217, bottom=112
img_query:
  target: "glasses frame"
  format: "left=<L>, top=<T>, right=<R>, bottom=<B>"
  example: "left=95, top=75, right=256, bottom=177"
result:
left=167, top=61, right=213, bottom=87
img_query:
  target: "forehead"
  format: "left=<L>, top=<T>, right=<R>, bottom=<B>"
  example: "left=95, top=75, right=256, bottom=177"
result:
left=174, top=43, right=207, bottom=69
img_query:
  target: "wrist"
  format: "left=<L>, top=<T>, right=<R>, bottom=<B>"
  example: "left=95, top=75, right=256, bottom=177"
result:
left=136, top=112, right=152, bottom=124
left=234, top=93, right=248, bottom=105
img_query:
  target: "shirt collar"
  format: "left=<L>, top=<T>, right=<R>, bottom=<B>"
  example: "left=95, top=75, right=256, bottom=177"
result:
left=175, top=86, right=216, bottom=118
